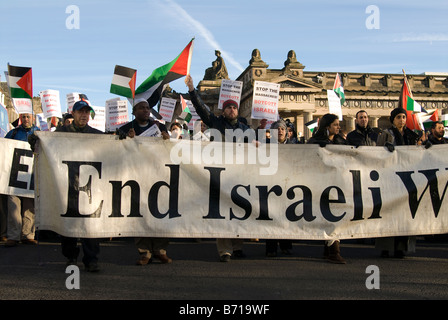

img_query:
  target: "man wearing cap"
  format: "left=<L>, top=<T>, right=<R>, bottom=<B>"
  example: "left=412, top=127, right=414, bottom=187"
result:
left=118, top=99, right=170, bottom=139
left=55, top=99, right=102, bottom=272
left=185, top=74, right=250, bottom=262
left=57, top=99, right=102, bottom=134
left=118, top=99, right=172, bottom=266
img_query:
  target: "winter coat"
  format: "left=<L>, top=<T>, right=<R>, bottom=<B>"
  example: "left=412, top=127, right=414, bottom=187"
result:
left=346, top=124, right=378, bottom=147
left=189, top=89, right=250, bottom=141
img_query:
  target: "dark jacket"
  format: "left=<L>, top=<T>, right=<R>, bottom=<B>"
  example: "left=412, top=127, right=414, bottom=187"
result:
left=346, top=124, right=378, bottom=147
left=427, top=133, right=448, bottom=145
left=307, top=133, right=347, bottom=146
left=56, top=123, right=103, bottom=134
left=377, top=126, right=419, bottom=146
left=189, top=89, right=250, bottom=141
left=118, top=118, right=168, bottom=137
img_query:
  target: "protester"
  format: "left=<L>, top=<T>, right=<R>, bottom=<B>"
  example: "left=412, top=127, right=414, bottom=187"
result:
left=427, top=121, right=448, bottom=145
left=265, top=119, right=293, bottom=257
left=170, top=122, right=184, bottom=140
left=118, top=98, right=170, bottom=140
left=4, top=113, right=39, bottom=247
left=55, top=99, right=103, bottom=271
left=285, top=119, right=299, bottom=144
left=375, top=107, right=423, bottom=258
left=306, top=113, right=347, bottom=264
left=185, top=74, right=249, bottom=262
left=346, top=110, right=378, bottom=147
left=118, top=99, right=173, bottom=266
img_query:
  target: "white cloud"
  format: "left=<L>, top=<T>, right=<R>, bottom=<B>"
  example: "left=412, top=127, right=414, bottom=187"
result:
left=392, top=33, right=448, bottom=43
left=160, top=0, right=244, bottom=73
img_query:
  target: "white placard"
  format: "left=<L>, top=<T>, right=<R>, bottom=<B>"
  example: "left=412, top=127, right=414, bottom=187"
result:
left=158, top=97, right=176, bottom=123
left=218, top=79, right=243, bottom=109
left=105, top=98, right=129, bottom=132
left=327, top=89, right=343, bottom=120
left=12, top=98, right=33, bottom=114
left=140, top=123, right=162, bottom=137
left=251, top=81, right=280, bottom=121
left=89, top=106, right=105, bottom=132
left=40, top=89, right=62, bottom=119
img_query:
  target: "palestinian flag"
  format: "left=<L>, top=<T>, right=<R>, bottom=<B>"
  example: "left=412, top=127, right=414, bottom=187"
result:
left=420, top=109, right=439, bottom=130
left=110, top=65, right=137, bottom=99
left=333, top=73, right=345, bottom=106
left=305, top=119, right=318, bottom=134
left=406, top=96, right=424, bottom=113
left=441, top=114, right=448, bottom=127
left=399, top=75, right=426, bottom=131
left=134, top=38, right=194, bottom=108
left=179, top=95, right=192, bottom=123
left=7, top=64, right=33, bottom=99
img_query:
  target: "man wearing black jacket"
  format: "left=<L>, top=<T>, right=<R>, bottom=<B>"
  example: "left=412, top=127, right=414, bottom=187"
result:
left=346, top=110, right=378, bottom=147
left=185, top=74, right=249, bottom=262
left=56, top=99, right=102, bottom=272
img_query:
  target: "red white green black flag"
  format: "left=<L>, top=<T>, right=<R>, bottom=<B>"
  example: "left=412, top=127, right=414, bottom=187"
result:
left=134, top=38, right=194, bottom=108
left=7, top=64, right=33, bottom=99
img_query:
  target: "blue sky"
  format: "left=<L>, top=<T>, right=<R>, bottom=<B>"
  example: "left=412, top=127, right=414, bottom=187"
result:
left=1, top=0, right=447, bottom=111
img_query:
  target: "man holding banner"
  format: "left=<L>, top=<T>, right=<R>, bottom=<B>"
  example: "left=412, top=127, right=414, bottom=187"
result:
left=185, top=74, right=249, bottom=262
left=118, top=99, right=169, bottom=139
left=54, top=99, right=103, bottom=272
left=4, top=113, right=39, bottom=247
left=118, top=99, right=172, bottom=266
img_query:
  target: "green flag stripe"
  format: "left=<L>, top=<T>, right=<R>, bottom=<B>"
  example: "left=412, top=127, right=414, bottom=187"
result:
left=135, top=59, right=177, bottom=95
left=10, top=87, right=30, bottom=99
left=110, top=84, right=133, bottom=99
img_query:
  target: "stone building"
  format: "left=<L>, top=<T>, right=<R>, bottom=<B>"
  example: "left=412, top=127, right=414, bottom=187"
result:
left=192, top=49, right=448, bottom=139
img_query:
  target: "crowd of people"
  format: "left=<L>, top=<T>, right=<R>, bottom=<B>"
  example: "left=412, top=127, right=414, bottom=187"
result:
left=1, top=74, right=447, bottom=272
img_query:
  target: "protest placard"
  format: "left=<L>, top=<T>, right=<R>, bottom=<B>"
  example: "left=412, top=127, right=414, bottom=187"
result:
left=12, top=98, right=32, bottom=114
left=158, top=97, right=176, bottom=123
left=327, top=89, right=343, bottom=120
left=251, top=81, right=280, bottom=121
left=218, top=79, right=242, bottom=109
left=105, top=98, right=129, bottom=132
left=40, top=89, right=62, bottom=119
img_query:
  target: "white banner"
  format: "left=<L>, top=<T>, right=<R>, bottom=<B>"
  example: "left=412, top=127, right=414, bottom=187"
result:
left=0, top=138, right=35, bottom=198
left=251, top=81, right=280, bottom=121
left=34, top=131, right=448, bottom=240
left=218, top=79, right=242, bottom=110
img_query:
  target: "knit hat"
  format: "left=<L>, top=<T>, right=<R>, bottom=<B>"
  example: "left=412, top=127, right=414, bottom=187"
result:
left=270, top=119, right=287, bottom=130
left=390, top=107, right=407, bottom=123
left=222, top=99, right=238, bottom=109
